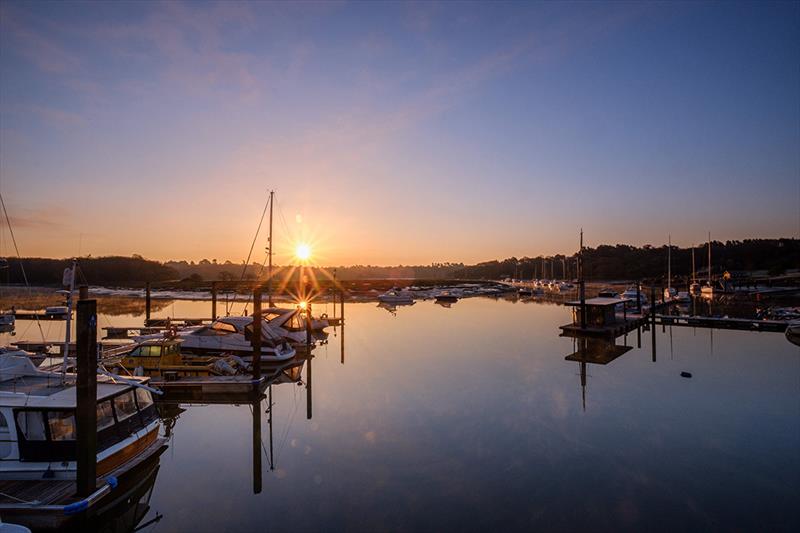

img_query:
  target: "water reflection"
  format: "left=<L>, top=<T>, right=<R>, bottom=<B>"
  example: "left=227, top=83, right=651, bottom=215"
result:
left=4, top=297, right=798, bottom=531
left=565, top=337, right=633, bottom=411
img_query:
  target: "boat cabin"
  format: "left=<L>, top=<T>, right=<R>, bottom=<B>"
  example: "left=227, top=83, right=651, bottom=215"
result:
left=565, top=297, right=629, bottom=328
left=117, top=338, right=224, bottom=378
left=0, top=355, right=158, bottom=472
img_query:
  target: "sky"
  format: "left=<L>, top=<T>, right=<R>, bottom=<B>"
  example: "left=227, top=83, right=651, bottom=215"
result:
left=0, top=1, right=798, bottom=266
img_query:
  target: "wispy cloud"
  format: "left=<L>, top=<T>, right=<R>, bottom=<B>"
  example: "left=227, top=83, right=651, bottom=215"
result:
left=0, top=6, right=81, bottom=74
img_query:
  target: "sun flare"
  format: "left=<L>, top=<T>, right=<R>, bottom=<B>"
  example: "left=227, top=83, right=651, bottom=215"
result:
left=295, top=243, right=312, bottom=261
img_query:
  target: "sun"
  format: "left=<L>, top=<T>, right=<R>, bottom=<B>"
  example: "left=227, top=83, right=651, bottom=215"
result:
left=295, top=243, right=312, bottom=261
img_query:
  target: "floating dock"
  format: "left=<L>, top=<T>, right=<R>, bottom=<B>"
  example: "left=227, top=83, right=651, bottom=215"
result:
left=11, top=311, right=69, bottom=321
left=655, top=314, right=788, bottom=332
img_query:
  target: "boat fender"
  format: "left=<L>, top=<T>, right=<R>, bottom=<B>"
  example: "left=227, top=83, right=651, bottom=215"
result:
left=63, top=500, right=89, bottom=515
left=680, top=372, right=692, bottom=378
left=106, top=475, right=118, bottom=489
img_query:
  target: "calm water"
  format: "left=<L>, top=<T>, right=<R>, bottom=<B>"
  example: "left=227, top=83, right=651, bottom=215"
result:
left=6, top=296, right=800, bottom=532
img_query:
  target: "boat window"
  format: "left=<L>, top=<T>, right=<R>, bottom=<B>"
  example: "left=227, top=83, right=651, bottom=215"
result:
left=265, top=313, right=282, bottom=322
left=135, top=387, right=154, bottom=410
left=0, top=412, right=11, bottom=458
left=211, top=321, right=237, bottom=334
left=48, top=412, right=76, bottom=441
left=16, top=411, right=46, bottom=440
left=287, top=313, right=304, bottom=330
left=97, top=401, right=115, bottom=430
left=114, top=391, right=138, bottom=421
left=129, top=347, right=142, bottom=357
left=141, top=345, right=162, bottom=357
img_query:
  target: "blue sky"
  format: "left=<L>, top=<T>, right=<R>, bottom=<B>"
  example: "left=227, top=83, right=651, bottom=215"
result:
left=1, top=1, right=798, bottom=265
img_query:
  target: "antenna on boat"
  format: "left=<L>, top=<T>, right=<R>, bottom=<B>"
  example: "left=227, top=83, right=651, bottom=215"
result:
left=61, top=258, right=77, bottom=383
left=268, top=190, right=274, bottom=307
left=707, top=232, right=712, bottom=286
left=667, top=234, right=671, bottom=293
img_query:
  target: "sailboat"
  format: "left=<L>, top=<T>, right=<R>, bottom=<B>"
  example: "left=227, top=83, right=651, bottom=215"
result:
left=701, top=233, right=714, bottom=297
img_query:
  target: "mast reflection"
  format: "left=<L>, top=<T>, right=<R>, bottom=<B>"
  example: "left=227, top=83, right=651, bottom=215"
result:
left=564, top=337, right=632, bottom=411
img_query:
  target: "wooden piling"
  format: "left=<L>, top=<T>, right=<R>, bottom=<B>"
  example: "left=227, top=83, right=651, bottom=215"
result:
left=79, top=284, right=89, bottom=300
left=306, top=302, right=312, bottom=348
left=211, top=282, right=217, bottom=320
left=145, top=282, right=151, bottom=324
left=76, top=299, right=97, bottom=497
left=636, top=283, right=642, bottom=314
left=252, top=288, right=261, bottom=382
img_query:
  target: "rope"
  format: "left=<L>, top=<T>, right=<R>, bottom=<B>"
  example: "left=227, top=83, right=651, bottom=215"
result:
left=0, top=191, right=45, bottom=343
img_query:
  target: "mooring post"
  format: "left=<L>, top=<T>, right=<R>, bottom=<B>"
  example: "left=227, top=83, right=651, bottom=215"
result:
left=306, top=303, right=313, bottom=418
left=650, top=286, right=657, bottom=324
left=252, top=288, right=261, bottom=383
left=79, top=284, right=89, bottom=301
left=76, top=299, right=97, bottom=497
left=340, top=289, right=345, bottom=325
left=305, top=302, right=312, bottom=355
left=211, top=281, right=217, bottom=320
left=145, top=282, right=151, bottom=325
left=579, top=279, right=586, bottom=330
left=636, top=283, right=641, bottom=314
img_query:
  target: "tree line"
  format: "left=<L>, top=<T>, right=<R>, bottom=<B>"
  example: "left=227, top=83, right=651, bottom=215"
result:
left=1, top=239, right=796, bottom=286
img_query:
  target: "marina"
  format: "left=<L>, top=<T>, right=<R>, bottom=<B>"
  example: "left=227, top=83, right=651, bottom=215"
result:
left=1, top=1, right=799, bottom=531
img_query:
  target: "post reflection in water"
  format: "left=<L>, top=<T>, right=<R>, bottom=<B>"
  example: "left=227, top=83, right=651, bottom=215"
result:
left=252, top=394, right=262, bottom=495
left=565, top=337, right=633, bottom=411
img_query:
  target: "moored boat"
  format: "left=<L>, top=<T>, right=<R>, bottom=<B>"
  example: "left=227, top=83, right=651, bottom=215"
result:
left=0, top=353, right=166, bottom=531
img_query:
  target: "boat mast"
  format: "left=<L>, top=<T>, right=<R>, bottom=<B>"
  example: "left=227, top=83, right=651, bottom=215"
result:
left=62, top=258, right=77, bottom=382
left=667, top=234, right=671, bottom=291
left=707, top=232, right=711, bottom=285
left=692, top=247, right=696, bottom=284
left=268, top=190, right=274, bottom=307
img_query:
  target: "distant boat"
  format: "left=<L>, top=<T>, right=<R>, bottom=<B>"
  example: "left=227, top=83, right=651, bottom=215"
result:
left=378, top=288, right=414, bottom=304
left=621, top=286, right=648, bottom=307
left=435, top=291, right=459, bottom=303
left=597, top=288, right=619, bottom=298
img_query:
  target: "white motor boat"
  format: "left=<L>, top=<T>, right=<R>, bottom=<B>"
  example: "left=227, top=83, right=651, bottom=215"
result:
left=135, top=317, right=296, bottom=362
left=263, top=307, right=329, bottom=332
left=0, top=353, right=165, bottom=529
left=378, top=288, right=414, bottom=304
left=675, top=291, right=691, bottom=303
left=621, top=287, right=648, bottom=308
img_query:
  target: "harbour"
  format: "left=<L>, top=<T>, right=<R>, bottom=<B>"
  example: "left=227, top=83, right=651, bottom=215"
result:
left=2, top=1, right=799, bottom=531
left=4, top=293, right=797, bottom=532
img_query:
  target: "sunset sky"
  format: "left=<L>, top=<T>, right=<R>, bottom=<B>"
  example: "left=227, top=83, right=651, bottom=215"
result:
left=1, top=1, right=798, bottom=266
